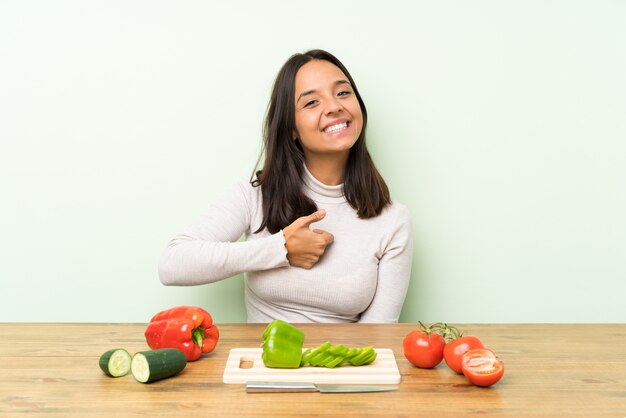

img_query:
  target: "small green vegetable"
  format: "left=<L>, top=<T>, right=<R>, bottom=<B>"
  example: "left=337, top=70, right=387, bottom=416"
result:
left=99, top=348, right=132, bottom=377
left=131, top=348, right=187, bottom=383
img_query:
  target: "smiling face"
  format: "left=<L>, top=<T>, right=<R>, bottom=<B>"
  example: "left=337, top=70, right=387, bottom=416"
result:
left=293, top=59, right=363, bottom=166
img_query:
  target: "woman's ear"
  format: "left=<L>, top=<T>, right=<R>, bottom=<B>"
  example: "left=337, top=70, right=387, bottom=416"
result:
left=292, top=129, right=299, bottom=141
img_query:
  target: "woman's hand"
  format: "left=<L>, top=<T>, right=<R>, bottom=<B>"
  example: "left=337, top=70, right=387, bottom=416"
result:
left=283, top=210, right=334, bottom=269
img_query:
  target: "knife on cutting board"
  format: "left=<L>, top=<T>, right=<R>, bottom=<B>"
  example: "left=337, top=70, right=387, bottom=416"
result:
left=246, top=381, right=397, bottom=393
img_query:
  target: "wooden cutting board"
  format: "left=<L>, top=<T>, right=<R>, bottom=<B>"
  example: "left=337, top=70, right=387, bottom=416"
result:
left=222, top=348, right=401, bottom=384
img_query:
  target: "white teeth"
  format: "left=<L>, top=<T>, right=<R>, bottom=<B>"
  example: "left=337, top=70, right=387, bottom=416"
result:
left=324, top=122, right=348, bottom=133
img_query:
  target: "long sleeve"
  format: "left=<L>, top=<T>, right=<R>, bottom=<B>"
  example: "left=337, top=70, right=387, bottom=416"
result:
left=358, top=204, right=413, bottom=323
left=158, top=181, right=289, bottom=286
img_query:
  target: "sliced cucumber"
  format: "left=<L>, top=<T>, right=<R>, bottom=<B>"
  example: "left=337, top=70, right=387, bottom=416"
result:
left=131, top=348, right=187, bottom=383
left=99, top=348, right=132, bottom=377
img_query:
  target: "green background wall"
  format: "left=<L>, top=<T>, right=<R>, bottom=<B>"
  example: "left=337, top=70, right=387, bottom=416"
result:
left=2, top=1, right=625, bottom=323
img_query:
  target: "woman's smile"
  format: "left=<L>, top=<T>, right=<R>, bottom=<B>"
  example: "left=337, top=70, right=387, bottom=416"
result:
left=322, top=120, right=351, bottom=135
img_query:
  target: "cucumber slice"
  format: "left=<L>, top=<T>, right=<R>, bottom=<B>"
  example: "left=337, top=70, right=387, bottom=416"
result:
left=131, top=348, right=187, bottom=383
left=99, top=348, right=132, bottom=377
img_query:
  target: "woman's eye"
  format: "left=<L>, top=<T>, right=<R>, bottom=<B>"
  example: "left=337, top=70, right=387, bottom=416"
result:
left=304, top=100, right=317, bottom=108
left=338, top=90, right=352, bottom=97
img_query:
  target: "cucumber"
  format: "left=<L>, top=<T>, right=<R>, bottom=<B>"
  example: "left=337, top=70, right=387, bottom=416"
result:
left=131, top=348, right=187, bottom=383
left=99, top=348, right=132, bottom=377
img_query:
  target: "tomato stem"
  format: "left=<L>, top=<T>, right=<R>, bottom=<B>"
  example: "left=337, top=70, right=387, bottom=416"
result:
left=417, top=321, right=463, bottom=342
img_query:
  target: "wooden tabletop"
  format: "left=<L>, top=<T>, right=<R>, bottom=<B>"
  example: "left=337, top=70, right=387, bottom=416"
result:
left=1, top=322, right=625, bottom=417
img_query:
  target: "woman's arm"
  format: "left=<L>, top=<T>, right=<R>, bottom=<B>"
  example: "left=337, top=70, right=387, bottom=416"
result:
left=358, top=205, right=413, bottom=323
left=158, top=181, right=289, bottom=286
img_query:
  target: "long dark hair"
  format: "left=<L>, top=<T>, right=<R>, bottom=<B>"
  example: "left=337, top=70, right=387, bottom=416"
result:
left=252, top=49, right=390, bottom=234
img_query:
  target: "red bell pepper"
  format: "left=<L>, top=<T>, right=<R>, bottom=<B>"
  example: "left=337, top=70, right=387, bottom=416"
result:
left=145, top=306, right=219, bottom=361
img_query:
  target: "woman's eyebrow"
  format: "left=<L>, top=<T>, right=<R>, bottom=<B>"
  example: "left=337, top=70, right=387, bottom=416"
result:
left=297, top=80, right=352, bottom=103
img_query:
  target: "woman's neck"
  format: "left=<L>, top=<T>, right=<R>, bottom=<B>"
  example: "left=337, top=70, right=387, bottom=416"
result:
left=304, top=154, right=348, bottom=186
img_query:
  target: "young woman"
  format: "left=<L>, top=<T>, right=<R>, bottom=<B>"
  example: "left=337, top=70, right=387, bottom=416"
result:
left=158, top=49, right=413, bottom=323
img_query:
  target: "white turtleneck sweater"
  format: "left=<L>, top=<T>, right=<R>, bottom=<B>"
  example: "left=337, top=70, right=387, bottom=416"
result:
left=158, top=166, right=413, bottom=323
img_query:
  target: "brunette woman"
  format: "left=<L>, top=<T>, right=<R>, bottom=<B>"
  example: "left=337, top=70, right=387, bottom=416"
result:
left=159, top=49, right=412, bottom=323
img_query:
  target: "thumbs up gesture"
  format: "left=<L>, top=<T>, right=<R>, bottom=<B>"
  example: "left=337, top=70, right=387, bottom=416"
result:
left=283, top=209, right=334, bottom=269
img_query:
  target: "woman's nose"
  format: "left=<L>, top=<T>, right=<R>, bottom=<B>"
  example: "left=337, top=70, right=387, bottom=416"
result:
left=324, top=97, right=343, bottom=115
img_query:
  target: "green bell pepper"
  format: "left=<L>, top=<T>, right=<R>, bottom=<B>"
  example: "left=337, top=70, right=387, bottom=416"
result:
left=261, top=320, right=378, bottom=369
left=261, top=320, right=305, bottom=368
left=301, top=342, right=377, bottom=368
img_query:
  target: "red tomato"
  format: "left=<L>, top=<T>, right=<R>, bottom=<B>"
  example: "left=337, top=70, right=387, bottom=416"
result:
left=403, top=329, right=446, bottom=369
left=461, top=348, right=504, bottom=387
left=443, top=335, right=484, bottom=374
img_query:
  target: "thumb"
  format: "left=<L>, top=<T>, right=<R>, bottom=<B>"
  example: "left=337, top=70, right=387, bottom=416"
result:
left=300, top=209, right=326, bottom=227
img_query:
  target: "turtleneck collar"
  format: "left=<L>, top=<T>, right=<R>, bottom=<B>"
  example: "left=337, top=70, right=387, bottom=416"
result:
left=302, top=164, right=345, bottom=204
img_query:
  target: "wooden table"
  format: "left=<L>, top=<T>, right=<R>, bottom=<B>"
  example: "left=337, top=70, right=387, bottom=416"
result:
left=1, top=323, right=625, bottom=417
